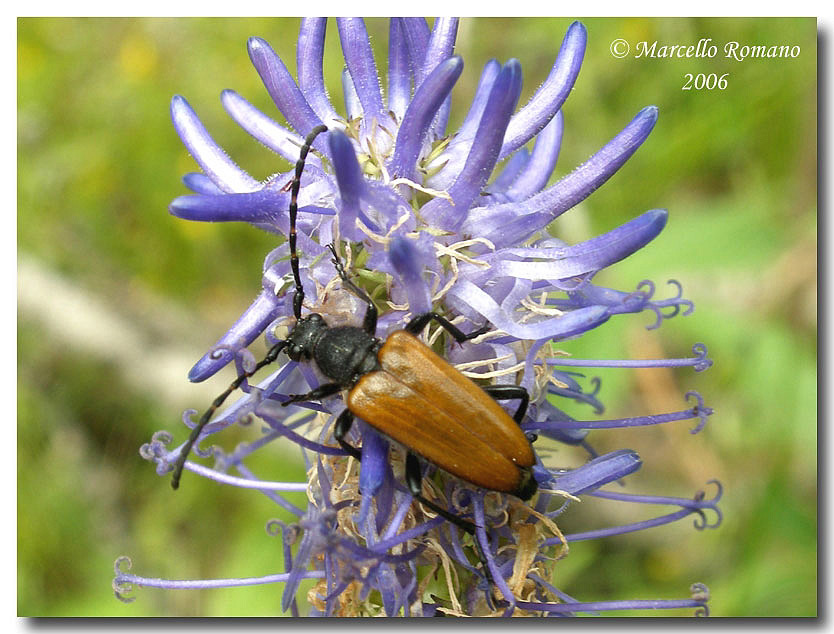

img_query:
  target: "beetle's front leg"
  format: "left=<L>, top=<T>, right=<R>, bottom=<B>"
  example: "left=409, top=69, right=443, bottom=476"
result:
left=282, top=382, right=342, bottom=405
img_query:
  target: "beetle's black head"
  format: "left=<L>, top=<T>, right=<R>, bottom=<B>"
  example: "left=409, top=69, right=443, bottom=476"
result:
left=286, top=313, right=327, bottom=361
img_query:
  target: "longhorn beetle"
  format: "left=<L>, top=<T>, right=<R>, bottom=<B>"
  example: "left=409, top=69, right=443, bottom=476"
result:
left=170, top=124, right=537, bottom=580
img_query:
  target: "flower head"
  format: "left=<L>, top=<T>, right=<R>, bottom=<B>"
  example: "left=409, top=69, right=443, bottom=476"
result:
left=115, top=18, right=720, bottom=616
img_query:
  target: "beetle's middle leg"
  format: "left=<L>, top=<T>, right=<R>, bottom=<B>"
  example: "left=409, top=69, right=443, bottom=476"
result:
left=333, top=408, right=362, bottom=459
left=404, top=314, right=533, bottom=429
left=481, top=384, right=537, bottom=444
left=481, top=384, right=529, bottom=424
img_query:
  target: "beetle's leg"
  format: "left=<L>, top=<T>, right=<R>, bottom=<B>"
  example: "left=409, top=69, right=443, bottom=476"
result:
left=405, top=312, right=489, bottom=344
left=406, top=454, right=478, bottom=534
left=479, top=386, right=539, bottom=499
left=282, top=382, right=342, bottom=405
left=327, top=244, right=378, bottom=335
left=333, top=409, right=362, bottom=459
left=405, top=453, right=496, bottom=586
left=481, top=384, right=530, bottom=425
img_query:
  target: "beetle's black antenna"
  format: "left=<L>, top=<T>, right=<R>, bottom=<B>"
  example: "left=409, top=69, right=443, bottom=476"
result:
left=171, top=124, right=327, bottom=490
left=170, top=340, right=288, bottom=489
left=289, top=124, right=328, bottom=320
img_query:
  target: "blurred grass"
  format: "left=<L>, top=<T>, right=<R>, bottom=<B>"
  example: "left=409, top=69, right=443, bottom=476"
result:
left=17, top=17, right=816, bottom=616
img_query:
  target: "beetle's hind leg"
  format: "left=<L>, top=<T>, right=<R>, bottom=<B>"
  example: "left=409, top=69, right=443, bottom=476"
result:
left=333, top=413, right=498, bottom=586
left=405, top=453, right=476, bottom=533
left=334, top=414, right=483, bottom=538
left=327, top=244, right=378, bottom=335
left=405, top=452, right=496, bottom=586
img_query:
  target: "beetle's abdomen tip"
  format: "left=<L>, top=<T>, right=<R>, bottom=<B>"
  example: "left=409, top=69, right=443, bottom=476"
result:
left=515, top=467, right=538, bottom=501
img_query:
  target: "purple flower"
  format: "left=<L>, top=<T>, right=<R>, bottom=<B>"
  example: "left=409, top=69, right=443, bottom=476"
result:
left=115, top=18, right=720, bottom=616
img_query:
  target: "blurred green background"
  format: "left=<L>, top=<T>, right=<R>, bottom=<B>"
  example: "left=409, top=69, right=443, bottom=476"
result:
left=17, top=17, right=816, bottom=616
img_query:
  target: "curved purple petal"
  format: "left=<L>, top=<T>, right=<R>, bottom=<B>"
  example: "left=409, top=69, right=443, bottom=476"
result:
left=465, top=105, right=659, bottom=247
left=503, top=110, right=563, bottom=201
left=221, top=90, right=320, bottom=165
left=467, top=209, right=668, bottom=282
left=187, top=290, right=284, bottom=382
left=388, top=235, right=432, bottom=314
left=329, top=129, right=365, bottom=240
left=297, top=18, right=340, bottom=126
left=388, top=55, right=464, bottom=182
left=387, top=19, right=411, bottom=121
left=448, top=279, right=610, bottom=340
left=337, top=18, right=385, bottom=124
left=551, top=449, right=642, bottom=495
left=182, top=172, right=223, bottom=195
left=359, top=426, right=389, bottom=496
left=247, top=37, right=325, bottom=147
left=457, top=59, right=501, bottom=142
left=423, top=59, right=523, bottom=230
left=500, top=21, right=586, bottom=158
left=169, top=190, right=288, bottom=225
left=430, top=59, right=500, bottom=190
left=395, top=17, right=430, bottom=76
left=170, top=95, right=259, bottom=193
left=423, top=17, right=459, bottom=136
left=421, top=18, right=458, bottom=81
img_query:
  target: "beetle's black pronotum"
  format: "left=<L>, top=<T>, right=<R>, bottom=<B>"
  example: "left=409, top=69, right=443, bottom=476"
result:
left=170, top=125, right=537, bottom=579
